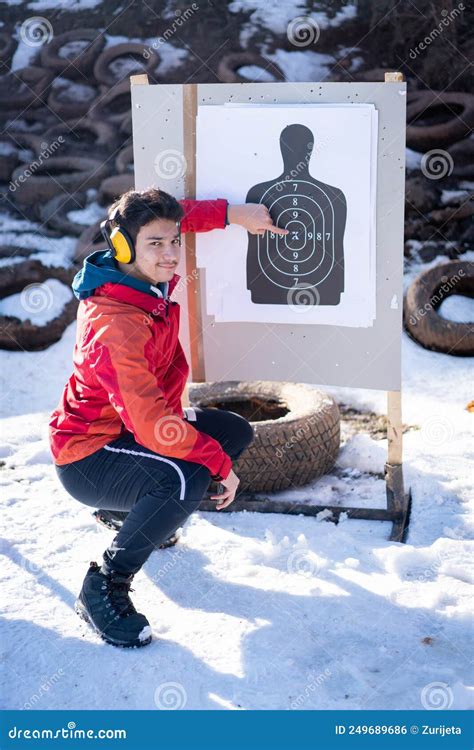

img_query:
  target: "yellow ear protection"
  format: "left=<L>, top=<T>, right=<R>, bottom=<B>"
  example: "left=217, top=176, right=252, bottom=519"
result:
left=100, top=205, right=136, bottom=264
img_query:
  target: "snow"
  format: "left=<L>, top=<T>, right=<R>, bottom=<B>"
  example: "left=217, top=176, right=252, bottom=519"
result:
left=1, top=273, right=473, bottom=709
left=0, top=12, right=472, bottom=708
left=440, top=188, right=471, bottom=205
left=229, top=0, right=356, bottom=42
left=267, top=49, right=334, bottom=82
left=405, top=147, right=423, bottom=170
left=438, top=294, right=474, bottom=323
left=26, top=0, right=101, bottom=10
left=50, top=76, right=96, bottom=103
left=0, top=141, right=17, bottom=156
left=0, top=278, right=73, bottom=325
left=104, top=34, right=189, bottom=76
left=10, top=32, right=40, bottom=72
left=67, top=201, right=105, bottom=226
left=0, top=212, right=77, bottom=268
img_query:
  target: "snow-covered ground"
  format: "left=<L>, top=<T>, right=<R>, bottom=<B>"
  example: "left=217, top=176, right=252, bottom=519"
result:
left=1, top=243, right=472, bottom=710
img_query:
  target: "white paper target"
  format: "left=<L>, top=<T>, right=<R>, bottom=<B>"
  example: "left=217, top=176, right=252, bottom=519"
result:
left=196, top=104, right=377, bottom=327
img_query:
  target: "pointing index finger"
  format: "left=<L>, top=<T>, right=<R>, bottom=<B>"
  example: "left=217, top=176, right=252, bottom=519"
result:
left=267, top=223, right=289, bottom=236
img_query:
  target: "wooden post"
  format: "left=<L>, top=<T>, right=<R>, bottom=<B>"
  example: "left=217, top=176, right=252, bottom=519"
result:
left=383, top=70, right=410, bottom=541
left=182, top=84, right=206, bottom=384
left=384, top=71, right=404, bottom=82
left=130, top=73, right=149, bottom=85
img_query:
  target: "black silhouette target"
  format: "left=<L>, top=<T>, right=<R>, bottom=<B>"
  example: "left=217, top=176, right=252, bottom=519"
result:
left=246, top=124, right=347, bottom=306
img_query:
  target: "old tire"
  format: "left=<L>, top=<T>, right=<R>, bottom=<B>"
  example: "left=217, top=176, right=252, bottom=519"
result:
left=39, top=192, right=89, bottom=236
left=10, top=156, right=109, bottom=206
left=93, top=42, right=160, bottom=86
left=189, top=381, right=340, bottom=493
left=447, top=137, right=474, bottom=180
left=0, top=66, right=53, bottom=110
left=406, top=91, right=474, bottom=151
left=0, top=138, right=19, bottom=181
left=403, top=260, right=474, bottom=356
left=42, top=117, right=118, bottom=156
left=0, top=261, right=77, bottom=351
left=75, top=219, right=108, bottom=262
left=40, top=29, right=105, bottom=79
left=98, top=173, right=134, bottom=204
left=115, top=143, right=134, bottom=173
left=217, top=52, right=285, bottom=84
left=88, top=79, right=131, bottom=124
left=47, top=78, right=98, bottom=119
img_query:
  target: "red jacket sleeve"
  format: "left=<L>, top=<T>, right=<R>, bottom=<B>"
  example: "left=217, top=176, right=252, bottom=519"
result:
left=91, top=311, right=232, bottom=480
left=178, top=199, right=228, bottom=233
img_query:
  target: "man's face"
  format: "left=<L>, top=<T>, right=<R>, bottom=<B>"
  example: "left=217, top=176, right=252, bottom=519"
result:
left=123, top=218, right=181, bottom=284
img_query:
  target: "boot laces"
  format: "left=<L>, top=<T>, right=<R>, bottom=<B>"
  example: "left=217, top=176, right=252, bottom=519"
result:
left=106, top=578, right=137, bottom=617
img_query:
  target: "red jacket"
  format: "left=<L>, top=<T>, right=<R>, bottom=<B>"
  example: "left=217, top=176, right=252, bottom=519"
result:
left=49, top=198, right=232, bottom=480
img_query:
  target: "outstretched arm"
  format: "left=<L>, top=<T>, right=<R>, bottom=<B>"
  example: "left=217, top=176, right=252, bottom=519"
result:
left=179, top=199, right=288, bottom=236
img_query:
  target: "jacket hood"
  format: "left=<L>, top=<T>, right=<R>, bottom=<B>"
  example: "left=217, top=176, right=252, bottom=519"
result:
left=72, top=250, right=173, bottom=301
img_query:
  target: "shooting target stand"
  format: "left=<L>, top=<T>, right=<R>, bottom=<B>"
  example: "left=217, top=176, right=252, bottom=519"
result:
left=130, top=72, right=412, bottom=543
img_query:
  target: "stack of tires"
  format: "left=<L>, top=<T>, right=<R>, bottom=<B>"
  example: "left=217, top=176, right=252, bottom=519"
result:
left=0, top=29, right=159, bottom=351
left=403, top=89, right=474, bottom=356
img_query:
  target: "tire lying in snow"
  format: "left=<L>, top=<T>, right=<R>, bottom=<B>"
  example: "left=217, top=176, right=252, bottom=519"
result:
left=98, top=173, right=134, bottom=204
left=39, top=191, right=89, bottom=236
left=115, top=143, right=134, bottom=173
left=0, top=66, right=53, bottom=110
left=403, top=260, right=474, bottom=356
left=0, top=261, right=78, bottom=351
left=75, top=219, right=108, bottom=262
left=406, top=91, right=474, bottom=151
left=10, top=156, right=109, bottom=205
left=93, top=42, right=160, bottom=86
left=189, top=381, right=340, bottom=493
left=42, top=117, right=118, bottom=157
left=88, top=79, right=132, bottom=125
left=40, top=28, right=105, bottom=79
left=217, top=52, right=285, bottom=84
left=0, top=138, right=19, bottom=181
left=47, top=79, right=98, bottom=119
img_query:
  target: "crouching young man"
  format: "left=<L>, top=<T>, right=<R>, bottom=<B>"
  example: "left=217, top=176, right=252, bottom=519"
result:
left=49, top=188, right=288, bottom=648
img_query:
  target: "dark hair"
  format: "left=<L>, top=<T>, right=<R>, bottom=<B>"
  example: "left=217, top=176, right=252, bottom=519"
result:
left=108, top=187, right=184, bottom=245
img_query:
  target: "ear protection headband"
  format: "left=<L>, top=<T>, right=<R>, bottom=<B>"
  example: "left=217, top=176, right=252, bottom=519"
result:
left=100, top=205, right=135, bottom=264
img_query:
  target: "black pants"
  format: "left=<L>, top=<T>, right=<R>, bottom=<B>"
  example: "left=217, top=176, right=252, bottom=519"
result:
left=55, top=407, right=254, bottom=575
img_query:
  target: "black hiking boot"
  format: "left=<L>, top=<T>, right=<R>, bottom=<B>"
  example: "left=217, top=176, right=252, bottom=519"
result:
left=93, top=509, right=179, bottom=549
left=75, top=561, right=152, bottom=648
